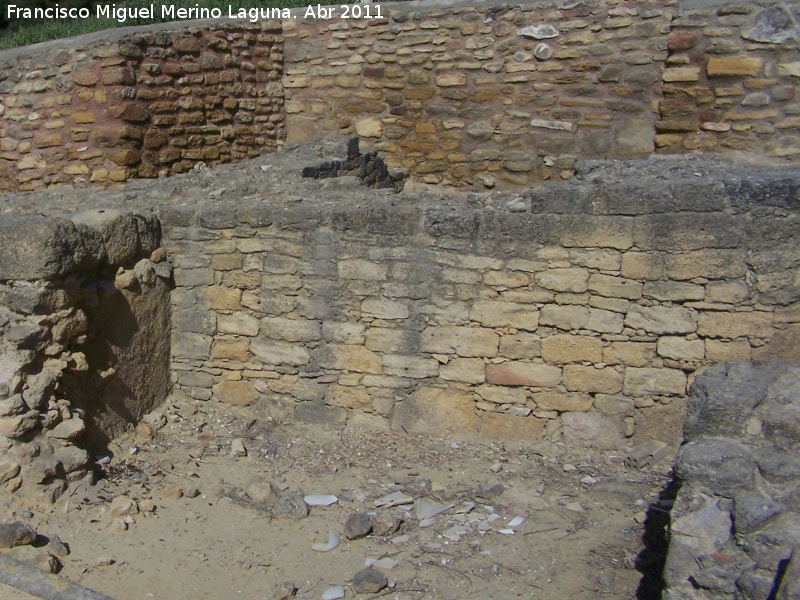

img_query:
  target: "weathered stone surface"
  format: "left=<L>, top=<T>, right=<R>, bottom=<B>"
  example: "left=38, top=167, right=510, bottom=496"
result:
left=485, top=362, right=561, bottom=387
left=251, top=339, right=310, bottom=366
left=625, top=305, right=696, bottom=335
left=470, top=301, right=539, bottom=331
left=623, top=367, right=686, bottom=396
left=213, top=380, right=259, bottom=407
left=561, top=412, right=624, bottom=449
left=392, top=387, right=478, bottom=436
left=697, top=312, right=773, bottom=340
left=475, top=384, right=528, bottom=405
left=313, top=345, right=381, bottom=374
left=562, top=365, right=623, bottom=394
left=0, top=521, right=37, bottom=548
left=439, top=358, right=486, bottom=384
left=479, top=413, right=544, bottom=443
left=532, top=391, right=592, bottom=412
left=535, top=268, right=589, bottom=293
left=541, top=335, right=602, bottom=364
left=420, top=327, right=499, bottom=358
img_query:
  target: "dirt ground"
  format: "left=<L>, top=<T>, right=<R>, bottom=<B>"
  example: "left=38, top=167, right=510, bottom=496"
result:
left=0, top=397, right=678, bottom=600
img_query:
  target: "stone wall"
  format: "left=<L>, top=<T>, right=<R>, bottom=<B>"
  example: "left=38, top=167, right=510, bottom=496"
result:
left=658, top=0, right=800, bottom=157
left=2, top=0, right=800, bottom=193
left=151, top=140, right=800, bottom=449
left=283, top=0, right=670, bottom=188
left=0, top=209, right=171, bottom=502
left=0, top=20, right=283, bottom=192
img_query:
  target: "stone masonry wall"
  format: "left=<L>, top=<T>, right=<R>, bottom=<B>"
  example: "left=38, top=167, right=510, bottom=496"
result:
left=153, top=144, right=800, bottom=449
left=3, top=0, right=800, bottom=193
left=283, top=0, right=671, bottom=188
left=657, top=0, right=800, bottom=157
left=0, top=21, right=283, bottom=192
left=0, top=209, right=171, bottom=503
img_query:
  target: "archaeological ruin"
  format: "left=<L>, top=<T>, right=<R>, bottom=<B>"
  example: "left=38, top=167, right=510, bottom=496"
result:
left=1, top=0, right=799, bottom=597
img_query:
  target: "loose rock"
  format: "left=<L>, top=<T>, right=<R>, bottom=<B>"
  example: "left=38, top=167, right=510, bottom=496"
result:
left=0, top=521, right=37, bottom=548
left=344, top=513, right=373, bottom=540
left=352, top=567, right=388, bottom=594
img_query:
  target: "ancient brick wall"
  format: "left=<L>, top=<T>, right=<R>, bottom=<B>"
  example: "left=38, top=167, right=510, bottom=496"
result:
left=657, top=0, right=800, bottom=156
left=0, top=21, right=283, bottom=193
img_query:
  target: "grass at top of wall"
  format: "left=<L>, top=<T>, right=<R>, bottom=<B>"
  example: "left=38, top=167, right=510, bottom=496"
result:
left=0, top=0, right=341, bottom=49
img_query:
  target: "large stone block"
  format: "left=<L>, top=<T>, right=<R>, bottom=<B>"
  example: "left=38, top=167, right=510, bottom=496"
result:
left=535, top=268, right=589, bottom=293
left=657, top=337, right=705, bottom=361
left=213, top=380, right=258, bottom=406
left=625, top=305, right=696, bottom=334
left=479, top=413, right=544, bottom=444
left=470, top=301, right=539, bottom=331
left=365, top=328, right=418, bottom=354
left=262, top=317, right=322, bottom=342
left=439, top=358, right=486, bottom=384
left=218, top=312, right=259, bottom=336
left=485, top=362, right=561, bottom=387
left=475, top=384, right=528, bottom=405
left=499, top=333, right=541, bottom=360
left=312, top=344, right=382, bottom=373
left=531, top=391, right=592, bottom=412
left=251, top=339, right=310, bottom=366
left=539, top=305, right=588, bottom=330
left=563, top=365, right=623, bottom=394
left=383, top=354, right=439, bottom=378
left=171, top=332, right=211, bottom=360
left=362, top=297, right=409, bottom=320
left=588, top=274, right=643, bottom=300
left=698, top=311, right=773, bottom=340
left=392, top=387, right=478, bottom=436
left=420, top=326, right=499, bottom=357
left=0, top=215, right=87, bottom=280
left=326, top=385, right=371, bottom=409
left=623, top=367, right=686, bottom=396
left=541, top=335, right=603, bottom=364
left=665, top=250, right=747, bottom=280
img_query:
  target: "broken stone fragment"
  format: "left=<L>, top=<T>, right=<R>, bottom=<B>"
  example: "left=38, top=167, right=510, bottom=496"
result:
left=344, top=512, right=373, bottom=540
left=519, top=24, right=560, bottom=39
left=0, top=411, right=39, bottom=438
left=352, top=567, right=388, bottom=594
left=46, top=417, right=85, bottom=441
left=273, top=491, right=308, bottom=519
left=0, top=521, right=37, bottom=548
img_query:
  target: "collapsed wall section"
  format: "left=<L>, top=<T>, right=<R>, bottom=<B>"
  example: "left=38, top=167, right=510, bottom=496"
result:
left=0, top=209, right=171, bottom=503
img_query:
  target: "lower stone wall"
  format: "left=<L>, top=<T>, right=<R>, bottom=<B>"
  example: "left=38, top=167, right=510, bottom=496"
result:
left=0, top=209, right=171, bottom=502
left=161, top=148, right=800, bottom=449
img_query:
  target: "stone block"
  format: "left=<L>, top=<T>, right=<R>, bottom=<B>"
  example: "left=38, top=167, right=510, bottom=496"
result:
left=262, top=317, right=322, bottom=342
left=213, top=380, right=258, bottom=406
left=339, top=259, right=387, bottom=281
left=171, top=332, right=211, bottom=360
left=313, top=345, right=382, bottom=373
left=665, top=251, right=747, bottom=280
left=541, top=335, right=603, bottom=364
left=621, top=252, right=664, bottom=280
left=561, top=411, right=625, bottom=449
left=174, top=311, right=216, bottom=335
left=623, top=367, right=686, bottom=396
left=706, top=281, right=750, bottom=304
left=200, top=286, right=242, bottom=311
left=560, top=216, right=634, bottom=250
left=323, top=321, right=365, bottom=344
left=594, top=394, right=635, bottom=416
left=588, top=274, right=643, bottom=300
left=326, top=385, right=371, bottom=409
left=707, top=56, right=763, bottom=77
left=535, top=268, right=589, bottom=293
left=705, top=339, right=752, bottom=362
left=420, top=326, right=499, bottom=357
left=499, top=333, right=541, bottom=360
left=585, top=308, right=624, bottom=334
left=218, top=312, right=259, bottom=336
left=362, top=297, right=409, bottom=320
left=697, top=311, right=773, bottom=339
left=439, top=358, right=486, bottom=384
left=531, top=391, right=592, bottom=412
left=470, top=301, right=539, bottom=331
left=563, top=365, right=623, bottom=394
left=604, top=342, right=655, bottom=367
left=485, top=362, right=561, bottom=387
left=475, top=384, right=529, bottom=405
left=479, top=413, right=544, bottom=443
left=657, top=337, right=705, bottom=361
left=251, top=339, right=310, bottom=366
left=365, top=328, right=417, bottom=354
left=539, top=305, right=588, bottom=330
left=625, top=305, right=696, bottom=334
left=643, top=281, right=705, bottom=301
left=391, top=387, right=478, bottom=436
left=211, top=338, right=250, bottom=361
left=383, top=354, right=439, bottom=378
left=295, top=403, right=347, bottom=425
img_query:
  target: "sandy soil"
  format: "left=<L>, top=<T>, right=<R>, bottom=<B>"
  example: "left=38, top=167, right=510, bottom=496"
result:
left=1, top=397, right=676, bottom=600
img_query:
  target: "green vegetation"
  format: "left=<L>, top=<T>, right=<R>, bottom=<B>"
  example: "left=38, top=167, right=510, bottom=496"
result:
left=0, top=0, right=338, bottom=49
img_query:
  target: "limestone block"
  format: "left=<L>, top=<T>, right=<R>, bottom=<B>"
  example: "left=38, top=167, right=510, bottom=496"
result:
left=499, top=333, right=541, bottom=360
left=657, top=337, right=705, bottom=361
left=594, top=394, right=635, bottom=416
left=470, top=301, right=539, bottom=331
left=338, top=259, right=387, bottom=281
left=479, top=413, right=544, bottom=443
left=312, top=345, right=382, bottom=373
left=383, top=354, right=439, bottom=379
left=706, top=281, right=750, bottom=304
left=262, top=317, right=322, bottom=342
left=560, top=216, right=634, bottom=250
left=588, top=274, right=643, bottom=300
left=251, top=339, right=310, bottom=366
left=604, top=342, right=656, bottom=367
left=623, top=367, right=686, bottom=396
left=439, top=358, right=486, bottom=384
left=323, top=321, right=365, bottom=344
left=535, top=268, right=589, bottom=293
left=563, top=365, right=623, bottom=394
left=218, top=312, right=259, bottom=336
left=625, top=305, right=696, bottom=334
left=420, top=326, right=499, bottom=357
left=0, top=215, right=86, bottom=280
left=531, top=391, right=592, bottom=412
left=541, top=335, right=603, bottom=364
left=621, top=252, right=664, bottom=280
left=391, top=387, right=478, bottom=436
left=200, top=286, right=242, bottom=311
left=707, top=56, right=763, bottom=77
left=326, top=385, right=371, bottom=409
left=539, top=305, right=588, bottom=330
left=665, top=250, right=746, bottom=280
left=585, top=308, right=624, bottom=334
left=561, top=411, right=625, bottom=449
left=475, top=384, right=528, bottom=405
left=644, top=282, right=705, bottom=302
left=485, top=362, right=561, bottom=387
left=362, top=297, right=409, bottom=320
left=705, top=339, right=752, bottom=362
left=171, top=332, right=211, bottom=360
left=365, top=328, right=417, bottom=353
left=697, top=311, right=773, bottom=340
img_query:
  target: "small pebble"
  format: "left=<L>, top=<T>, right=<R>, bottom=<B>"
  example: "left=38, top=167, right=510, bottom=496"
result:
left=562, top=464, right=578, bottom=473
